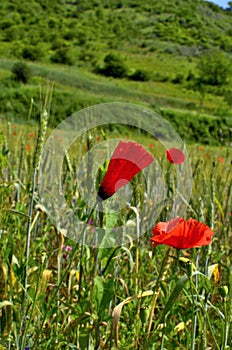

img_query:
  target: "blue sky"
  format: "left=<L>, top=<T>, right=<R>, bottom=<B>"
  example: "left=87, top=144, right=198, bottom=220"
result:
left=207, top=0, right=229, bottom=8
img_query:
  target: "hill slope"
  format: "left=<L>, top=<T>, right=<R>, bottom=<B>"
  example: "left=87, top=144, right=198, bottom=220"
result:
left=0, top=0, right=232, bottom=145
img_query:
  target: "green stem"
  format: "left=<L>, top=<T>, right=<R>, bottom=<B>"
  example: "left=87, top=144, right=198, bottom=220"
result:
left=146, top=247, right=171, bottom=336
left=33, top=202, right=98, bottom=349
left=191, top=279, right=220, bottom=350
left=190, top=276, right=196, bottom=350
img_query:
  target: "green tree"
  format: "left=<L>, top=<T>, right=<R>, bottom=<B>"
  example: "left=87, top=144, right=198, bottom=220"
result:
left=11, top=61, right=31, bottom=83
left=97, top=53, right=127, bottom=78
left=196, top=49, right=232, bottom=87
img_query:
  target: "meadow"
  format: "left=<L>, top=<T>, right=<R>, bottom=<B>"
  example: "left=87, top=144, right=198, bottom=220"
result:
left=0, top=0, right=232, bottom=349
left=0, top=98, right=231, bottom=349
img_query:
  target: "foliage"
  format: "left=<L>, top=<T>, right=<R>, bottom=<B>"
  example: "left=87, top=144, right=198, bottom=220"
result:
left=0, top=115, right=231, bottom=349
left=160, top=108, right=232, bottom=145
left=96, top=52, right=128, bottom=78
left=11, top=61, right=31, bottom=83
left=196, top=49, right=232, bottom=87
left=128, top=68, right=151, bottom=81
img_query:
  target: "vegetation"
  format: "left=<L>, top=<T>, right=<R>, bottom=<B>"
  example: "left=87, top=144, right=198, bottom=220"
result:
left=0, top=0, right=231, bottom=146
left=0, top=2, right=232, bottom=348
left=0, top=111, right=231, bottom=349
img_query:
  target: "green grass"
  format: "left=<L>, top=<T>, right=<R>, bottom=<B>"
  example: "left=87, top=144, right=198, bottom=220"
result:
left=0, top=112, right=232, bottom=349
left=0, top=1, right=232, bottom=345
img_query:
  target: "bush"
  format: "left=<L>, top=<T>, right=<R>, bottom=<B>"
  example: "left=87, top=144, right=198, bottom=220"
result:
left=22, top=45, right=44, bottom=61
left=96, top=53, right=127, bottom=78
left=171, top=73, right=185, bottom=84
left=128, top=69, right=150, bottom=81
left=11, top=61, right=31, bottom=83
left=50, top=48, right=73, bottom=65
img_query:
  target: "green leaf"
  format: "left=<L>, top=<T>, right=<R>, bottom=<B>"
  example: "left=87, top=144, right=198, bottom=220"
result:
left=193, top=271, right=212, bottom=293
left=158, top=274, right=189, bottom=325
left=105, top=212, right=118, bottom=228
left=93, top=276, right=104, bottom=313
left=5, top=209, right=30, bottom=219
left=99, top=278, right=115, bottom=316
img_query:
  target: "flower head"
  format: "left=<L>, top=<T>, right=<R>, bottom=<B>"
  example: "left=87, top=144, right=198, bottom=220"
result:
left=166, top=148, right=185, bottom=164
left=151, top=217, right=214, bottom=249
left=97, top=141, right=154, bottom=201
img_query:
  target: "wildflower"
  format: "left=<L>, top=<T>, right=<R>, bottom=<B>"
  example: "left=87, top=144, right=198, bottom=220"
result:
left=25, top=144, right=30, bottom=151
left=149, top=143, right=154, bottom=149
left=29, top=132, right=35, bottom=137
left=97, top=141, right=154, bottom=201
left=66, top=246, right=72, bottom=251
left=88, top=218, right=94, bottom=225
left=13, top=131, right=17, bottom=136
left=166, top=148, right=185, bottom=164
left=151, top=217, right=213, bottom=249
left=218, top=157, right=224, bottom=163
left=199, top=146, right=204, bottom=151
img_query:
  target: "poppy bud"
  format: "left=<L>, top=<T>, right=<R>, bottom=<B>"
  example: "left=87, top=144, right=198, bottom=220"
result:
left=140, top=306, right=149, bottom=324
left=218, top=285, right=228, bottom=299
left=179, top=257, right=195, bottom=276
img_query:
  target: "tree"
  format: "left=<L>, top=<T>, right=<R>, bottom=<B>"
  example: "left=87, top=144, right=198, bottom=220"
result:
left=98, top=53, right=128, bottom=78
left=11, top=61, right=31, bottom=83
left=196, top=49, right=232, bottom=87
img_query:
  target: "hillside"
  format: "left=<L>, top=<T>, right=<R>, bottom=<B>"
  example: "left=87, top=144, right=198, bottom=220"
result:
left=1, top=0, right=232, bottom=61
left=0, top=0, right=232, bottom=145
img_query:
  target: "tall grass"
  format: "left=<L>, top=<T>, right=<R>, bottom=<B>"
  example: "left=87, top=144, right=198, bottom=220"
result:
left=0, top=107, right=231, bottom=350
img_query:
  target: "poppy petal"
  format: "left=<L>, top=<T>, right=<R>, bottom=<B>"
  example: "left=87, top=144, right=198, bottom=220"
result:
left=166, top=148, right=185, bottom=164
left=151, top=217, right=213, bottom=249
left=97, top=141, right=154, bottom=201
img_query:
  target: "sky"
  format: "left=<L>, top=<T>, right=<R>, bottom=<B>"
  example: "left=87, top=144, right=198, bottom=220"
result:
left=207, top=0, right=229, bottom=8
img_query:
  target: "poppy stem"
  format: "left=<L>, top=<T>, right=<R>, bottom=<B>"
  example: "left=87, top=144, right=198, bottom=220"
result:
left=78, top=201, right=99, bottom=301
left=146, top=247, right=171, bottom=337
left=191, top=250, right=199, bottom=350
left=189, top=275, right=196, bottom=350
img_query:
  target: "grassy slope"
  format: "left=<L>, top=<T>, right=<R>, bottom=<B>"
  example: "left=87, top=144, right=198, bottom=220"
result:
left=0, top=0, right=231, bottom=145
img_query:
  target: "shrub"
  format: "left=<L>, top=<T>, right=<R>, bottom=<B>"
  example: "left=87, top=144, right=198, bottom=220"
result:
left=11, top=61, right=31, bottom=83
left=171, top=73, right=185, bottom=84
left=22, top=45, right=44, bottom=61
left=50, top=48, right=73, bottom=65
left=128, top=69, right=150, bottom=81
left=96, top=53, right=127, bottom=78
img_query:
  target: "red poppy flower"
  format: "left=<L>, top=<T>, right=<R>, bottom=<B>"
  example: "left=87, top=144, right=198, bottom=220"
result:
left=97, top=141, right=154, bottom=201
left=218, top=157, right=224, bottom=163
left=166, top=148, right=185, bottom=164
left=199, top=146, right=204, bottom=151
left=151, top=217, right=213, bottom=249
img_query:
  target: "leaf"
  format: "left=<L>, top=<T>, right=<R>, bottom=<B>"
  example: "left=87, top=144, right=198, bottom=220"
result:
left=105, top=212, right=118, bottom=228
left=208, top=264, right=219, bottom=284
left=5, top=209, right=30, bottom=219
left=112, top=290, right=153, bottom=350
left=215, top=197, right=224, bottom=220
left=157, top=275, right=189, bottom=326
left=192, top=271, right=212, bottom=293
left=99, top=278, right=115, bottom=315
left=0, top=301, right=13, bottom=308
left=93, top=276, right=104, bottom=313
